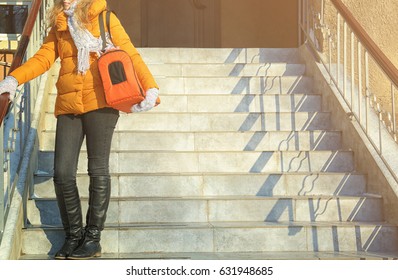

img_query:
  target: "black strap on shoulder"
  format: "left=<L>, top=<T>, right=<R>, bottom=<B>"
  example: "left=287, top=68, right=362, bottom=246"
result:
left=106, top=10, right=112, bottom=39
left=99, top=10, right=113, bottom=51
left=99, top=11, right=107, bottom=51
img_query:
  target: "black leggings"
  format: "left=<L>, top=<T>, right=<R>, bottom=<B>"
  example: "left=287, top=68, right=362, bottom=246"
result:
left=53, top=107, right=119, bottom=188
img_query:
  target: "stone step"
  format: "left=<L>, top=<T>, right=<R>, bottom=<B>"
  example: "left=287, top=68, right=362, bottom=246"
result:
left=33, top=173, right=367, bottom=199
left=19, top=251, right=398, bottom=260
left=27, top=195, right=384, bottom=226
left=37, top=150, right=355, bottom=174
left=39, top=131, right=342, bottom=152
left=46, top=94, right=322, bottom=113
left=52, top=62, right=306, bottom=77
left=52, top=48, right=302, bottom=66
left=155, top=76, right=313, bottom=94
left=137, top=48, right=302, bottom=64
left=48, top=76, right=313, bottom=95
left=146, top=63, right=306, bottom=77
left=44, top=112, right=332, bottom=131
left=21, top=221, right=398, bottom=255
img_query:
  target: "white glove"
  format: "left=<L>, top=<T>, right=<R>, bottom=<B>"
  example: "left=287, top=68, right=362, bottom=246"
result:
left=131, top=88, right=159, bottom=113
left=0, top=76, right=18, bottom=103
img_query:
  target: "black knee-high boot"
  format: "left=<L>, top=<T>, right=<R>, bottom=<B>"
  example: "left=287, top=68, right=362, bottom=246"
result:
left=54, top=182, right=83, bottom=260
left=68, top=176, right=111, bottom=260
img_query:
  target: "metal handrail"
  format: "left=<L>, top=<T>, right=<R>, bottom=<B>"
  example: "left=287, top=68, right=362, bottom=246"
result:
left=299, top=0, right=398, bottom=184
left=0, top=0, right=43, bottom=126
left=330, top=0, right=398, bottom=90
left=0, top=0, right=43, bottom=244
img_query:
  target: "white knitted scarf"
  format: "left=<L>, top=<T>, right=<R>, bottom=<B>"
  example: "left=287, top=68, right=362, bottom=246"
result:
left=64, top=1, right=102, bottom=74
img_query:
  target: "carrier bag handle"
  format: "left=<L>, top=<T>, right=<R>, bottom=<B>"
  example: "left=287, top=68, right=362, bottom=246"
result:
left=99, top=10, right=113, bottom=52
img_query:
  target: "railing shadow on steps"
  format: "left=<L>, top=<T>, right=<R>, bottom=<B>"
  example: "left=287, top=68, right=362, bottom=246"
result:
left=191, top=46, right=391, bottom=252
left=207, top=0, right=398, bottom=254
left=220, top=16, right=398, bottom=252
left=0, top=0, right=49, bottom=250
left=297, top=0, right=398, bottom=251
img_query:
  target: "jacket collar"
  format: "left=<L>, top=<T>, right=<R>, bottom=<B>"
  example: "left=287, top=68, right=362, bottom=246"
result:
left=55, top=0, right=107, bottom=31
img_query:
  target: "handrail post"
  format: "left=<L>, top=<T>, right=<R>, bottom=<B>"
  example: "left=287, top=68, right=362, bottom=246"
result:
left=351, top=31, right=355, bottom=111
left=365, top=51, right=370, bottom=134
left=337, top=13, right=341, bottom=87
left=328, top=29, right=332, bottom=85
left=392, top=84, right=397, bottom=141
left=306, top=0, right=310, bottom=39
left=343, top=21, right=347, bottom=99
left=358, top=42, right=362, bottom=123
left=378, top=101, right=383, bottom=154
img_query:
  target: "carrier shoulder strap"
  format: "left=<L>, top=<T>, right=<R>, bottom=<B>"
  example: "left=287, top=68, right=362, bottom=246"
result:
left=99, top=10, right=113, bottom=51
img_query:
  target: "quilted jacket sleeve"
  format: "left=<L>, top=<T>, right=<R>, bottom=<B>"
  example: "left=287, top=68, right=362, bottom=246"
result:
left=10, top=27, right=59, bottom=85
left=107, top=12, right=159, bottom=91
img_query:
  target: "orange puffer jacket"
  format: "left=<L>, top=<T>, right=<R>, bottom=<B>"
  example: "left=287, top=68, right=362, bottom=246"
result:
left=10, top=0, right=158, bottom=116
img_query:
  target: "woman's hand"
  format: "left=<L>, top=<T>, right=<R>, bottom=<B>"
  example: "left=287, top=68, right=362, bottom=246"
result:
left=131, top=88, right=159, bottom=113
left=0, top=76, right=18, bottom=103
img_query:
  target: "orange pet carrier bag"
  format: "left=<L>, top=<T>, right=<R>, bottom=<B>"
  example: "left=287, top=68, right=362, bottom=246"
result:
left=97, top=11, right=159, bottom=113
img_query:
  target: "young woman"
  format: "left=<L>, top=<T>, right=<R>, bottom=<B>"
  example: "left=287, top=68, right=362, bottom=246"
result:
left=0, top=0, right=159, bottom=259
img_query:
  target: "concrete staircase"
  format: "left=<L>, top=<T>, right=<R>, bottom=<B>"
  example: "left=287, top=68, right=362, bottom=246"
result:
left=20, top=48, right=398, bottom=260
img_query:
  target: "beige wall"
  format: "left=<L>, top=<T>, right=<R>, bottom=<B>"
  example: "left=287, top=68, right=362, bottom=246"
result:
left=220, top=0, right=298, bottom=48
left=108, top=0, right=298, bottom=48
left=341, top=0, right=398, bottom=69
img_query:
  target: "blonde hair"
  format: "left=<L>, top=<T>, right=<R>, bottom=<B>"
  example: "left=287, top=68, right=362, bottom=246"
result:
left=47, top=0, right=94, bottom=28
